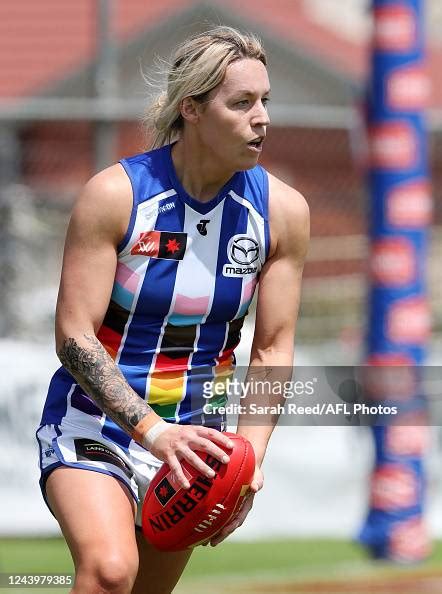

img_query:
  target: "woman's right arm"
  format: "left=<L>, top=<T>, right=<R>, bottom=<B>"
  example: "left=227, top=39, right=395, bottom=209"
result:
left=55, top=165, right=232, bottom=487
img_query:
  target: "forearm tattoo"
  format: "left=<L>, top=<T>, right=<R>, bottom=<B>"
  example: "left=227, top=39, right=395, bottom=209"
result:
left=57, top=334, right=153, bottom=434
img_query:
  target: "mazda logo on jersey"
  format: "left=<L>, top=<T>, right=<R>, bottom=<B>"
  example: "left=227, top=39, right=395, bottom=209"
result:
left=131, top=230, right=187, bottom=260
left=230, top=237, right=259, bottom=265
left=223, top=235, right=260, bottom=277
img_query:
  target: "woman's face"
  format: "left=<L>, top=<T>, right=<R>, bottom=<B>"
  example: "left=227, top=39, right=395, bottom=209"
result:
left=194, top=58, right=271, bottom=172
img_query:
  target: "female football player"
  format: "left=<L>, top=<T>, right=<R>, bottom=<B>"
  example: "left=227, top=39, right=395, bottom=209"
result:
left=36, top=26, right=309, bottom=593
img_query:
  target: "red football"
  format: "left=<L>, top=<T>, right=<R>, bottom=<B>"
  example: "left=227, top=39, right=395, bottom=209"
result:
left=142, top=432, right=255, bottom=551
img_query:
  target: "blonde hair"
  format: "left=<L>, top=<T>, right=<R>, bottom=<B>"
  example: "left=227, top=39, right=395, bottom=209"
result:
left=144, top=26, right=267, bottom=149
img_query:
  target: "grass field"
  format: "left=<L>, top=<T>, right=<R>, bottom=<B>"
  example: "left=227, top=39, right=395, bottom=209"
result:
left=1, top=538, right=442, bottom=593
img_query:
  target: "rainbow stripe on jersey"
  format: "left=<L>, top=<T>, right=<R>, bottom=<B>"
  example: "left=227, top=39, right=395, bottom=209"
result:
left=41, top=144, right=269, bottom=448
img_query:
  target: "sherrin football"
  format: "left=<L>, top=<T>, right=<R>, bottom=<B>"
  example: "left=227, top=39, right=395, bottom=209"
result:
left=142, top=432, right=255, bottom=551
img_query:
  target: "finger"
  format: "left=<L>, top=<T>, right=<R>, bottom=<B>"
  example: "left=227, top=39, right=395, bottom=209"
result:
left=197, top=428, right=234, bottom=449
left=210, top=521, right=239, bottom=546
left=180, top=447, right=216, bottom=479
left=250, top=478, right=263, bottom=492
left=238, top=492, right=254, bottom=515
left=210, top=527, right=231, bottom=546
left=236, top=494, right=254, bottom=519
left=189, top=438, right=231, bottom=465
left=210, top=533, right=228, bottom=546
left=211, top=498, right=253, bottom=546
left=250, top=468, right=264, bottom=492
left=167, top=455, right=190, bottom=489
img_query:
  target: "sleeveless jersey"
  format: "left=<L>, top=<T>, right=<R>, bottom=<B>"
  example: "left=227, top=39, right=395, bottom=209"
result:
left=40, top=144, right=270, bottom=449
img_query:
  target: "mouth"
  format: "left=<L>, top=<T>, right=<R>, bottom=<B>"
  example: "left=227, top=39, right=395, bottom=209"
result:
left=247, top=137, right=264, bottom=153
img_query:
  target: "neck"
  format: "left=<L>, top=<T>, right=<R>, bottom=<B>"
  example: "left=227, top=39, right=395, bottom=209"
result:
left=171, top=137, right=235, bottom=203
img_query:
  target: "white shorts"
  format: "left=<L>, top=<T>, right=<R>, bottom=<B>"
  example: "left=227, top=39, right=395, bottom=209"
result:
left=36, top=422, right=163, bottom=527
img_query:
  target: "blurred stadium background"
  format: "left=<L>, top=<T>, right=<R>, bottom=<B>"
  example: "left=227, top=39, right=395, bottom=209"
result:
left=1, top=0, right=442, bottom=592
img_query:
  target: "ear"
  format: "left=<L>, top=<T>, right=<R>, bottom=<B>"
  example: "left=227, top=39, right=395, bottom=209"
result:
left=180, top=97, right=200, bottom=124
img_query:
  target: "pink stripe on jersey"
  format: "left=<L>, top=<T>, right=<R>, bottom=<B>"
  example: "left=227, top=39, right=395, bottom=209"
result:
left=115, top=262, right=140, bottom=294
left=174, top=294, right=210, bottom=315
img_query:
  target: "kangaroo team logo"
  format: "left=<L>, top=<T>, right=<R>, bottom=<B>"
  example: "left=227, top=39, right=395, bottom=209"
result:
left=223, top=235, right=260, bottom=277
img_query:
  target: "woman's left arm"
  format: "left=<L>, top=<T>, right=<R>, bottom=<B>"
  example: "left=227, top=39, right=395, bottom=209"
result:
left=209, top=174, right=310, bottom=545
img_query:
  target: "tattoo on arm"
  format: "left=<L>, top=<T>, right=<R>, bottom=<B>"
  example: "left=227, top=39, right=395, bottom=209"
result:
left=57, top=334, right=154, bottom=434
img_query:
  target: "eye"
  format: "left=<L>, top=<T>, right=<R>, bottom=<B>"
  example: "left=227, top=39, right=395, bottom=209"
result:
left=262, top=97, right=270, bottom=107
left=235, top=99, right=249, bottom=107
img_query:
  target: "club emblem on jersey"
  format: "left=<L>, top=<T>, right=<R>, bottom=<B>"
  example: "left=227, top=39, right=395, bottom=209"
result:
left=223, top=235, right=260, bottom=277
left=131, top=230, right=187, bottom=260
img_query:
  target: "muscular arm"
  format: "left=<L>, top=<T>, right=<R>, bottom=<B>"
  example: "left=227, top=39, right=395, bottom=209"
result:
left=237, top=173, right=310, bottom=465
left=55, top=165, right=160, bottom=441
left=57, top=334, right=156, bottom=438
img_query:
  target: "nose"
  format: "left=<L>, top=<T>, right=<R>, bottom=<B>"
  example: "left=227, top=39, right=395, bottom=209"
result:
left=251, top=100, right=270, bottom=130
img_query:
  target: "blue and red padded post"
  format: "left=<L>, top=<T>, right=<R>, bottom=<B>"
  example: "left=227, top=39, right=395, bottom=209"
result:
left=359, top=0, right=432, bottom=562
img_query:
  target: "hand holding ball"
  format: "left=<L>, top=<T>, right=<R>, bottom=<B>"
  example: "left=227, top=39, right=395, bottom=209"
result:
left=142, top=432, right=255, bottom=551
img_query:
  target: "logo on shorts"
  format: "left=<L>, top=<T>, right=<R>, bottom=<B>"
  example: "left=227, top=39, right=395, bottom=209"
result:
left=74, top=439, right=133, bottom=480
left=223, top=235, right=260, bottom=277
left=44, top=446, right=55, bottom=458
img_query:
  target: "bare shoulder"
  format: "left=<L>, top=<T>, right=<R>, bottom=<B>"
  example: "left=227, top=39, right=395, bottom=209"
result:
left=266, top=171, right=310, bottom=260
left=70, top=163, right=132, bottom=246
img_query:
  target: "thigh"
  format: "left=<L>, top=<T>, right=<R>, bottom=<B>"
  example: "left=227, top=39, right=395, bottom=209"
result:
left=45, top=466, right=138, bottom=571
left=132, top=529, right=193, bottom=594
